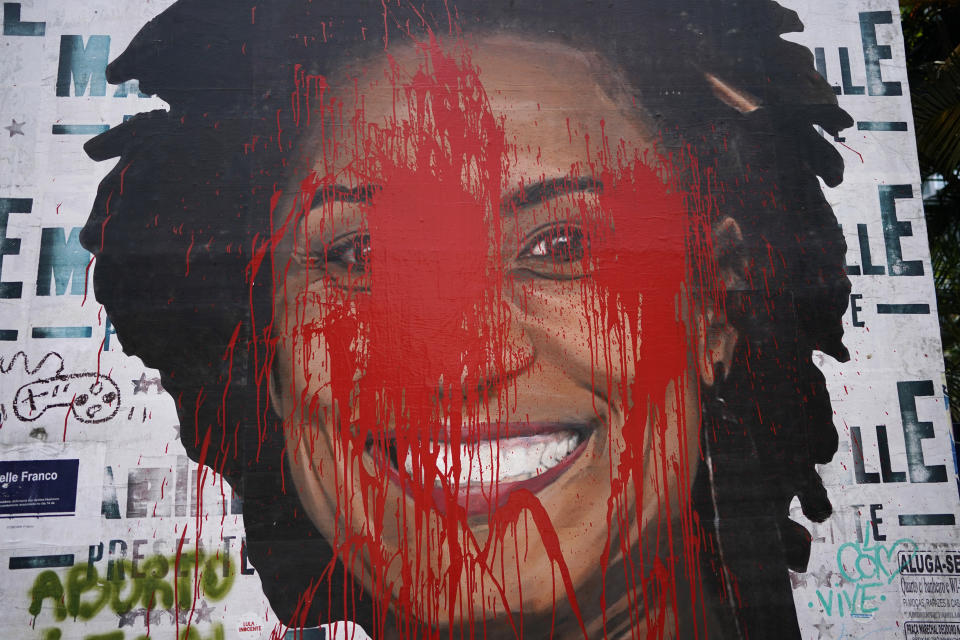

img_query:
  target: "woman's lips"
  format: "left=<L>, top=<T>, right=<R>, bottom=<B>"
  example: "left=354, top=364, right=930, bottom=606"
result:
left=366, top=423, right=592, bottom=516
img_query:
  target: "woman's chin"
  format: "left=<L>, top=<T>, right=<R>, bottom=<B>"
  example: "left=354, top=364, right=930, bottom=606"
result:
left=377, top=573, right=597, bottom=640
left=366, top=488, right=618, bottom=639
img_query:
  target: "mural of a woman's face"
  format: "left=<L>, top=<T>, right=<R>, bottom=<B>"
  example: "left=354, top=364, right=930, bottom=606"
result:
left=271, top=34, right=737, bottom=634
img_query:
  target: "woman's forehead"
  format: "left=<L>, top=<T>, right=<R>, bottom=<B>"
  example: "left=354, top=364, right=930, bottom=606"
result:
left=305, top=33, right=655, bottom=189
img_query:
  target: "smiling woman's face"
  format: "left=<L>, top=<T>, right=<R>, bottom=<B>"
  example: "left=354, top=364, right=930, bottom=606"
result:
left=270, top=33, right=731, bottom=635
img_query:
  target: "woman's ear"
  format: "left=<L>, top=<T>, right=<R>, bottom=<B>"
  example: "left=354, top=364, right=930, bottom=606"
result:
left=715, top=215, right=746, bottom=290
left=697, top=215, right=744, bottom=387
left=696, top=310, right=738, bottom=387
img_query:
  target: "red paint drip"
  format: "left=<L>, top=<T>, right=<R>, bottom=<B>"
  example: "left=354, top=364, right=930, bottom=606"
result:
left=257, top=25, right=724, bottom=639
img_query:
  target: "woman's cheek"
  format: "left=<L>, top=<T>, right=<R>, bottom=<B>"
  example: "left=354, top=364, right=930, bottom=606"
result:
left=273, top=324, right=333, bottom=450
left=602, top=314, right=640, bottom=412
left=513, top=278, right=638, bottom=398
left=580, top=276, right=641, bottom=409
left=565, top=279, right=641, bottom=397
left=285, top=295, right=360, bottom=400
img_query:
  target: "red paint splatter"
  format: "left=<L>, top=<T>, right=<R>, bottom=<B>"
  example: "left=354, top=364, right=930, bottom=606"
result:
left=257, top=25, right=723, bottom=640
left=185, top=232, right=195, bottom=276
left=837, top=140, right=864, bottom=164
left=62, top=395, right=75, bottom=441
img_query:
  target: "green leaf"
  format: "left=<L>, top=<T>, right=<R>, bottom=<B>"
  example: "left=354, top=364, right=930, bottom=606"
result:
left=914, top=44, right=960, bottom=174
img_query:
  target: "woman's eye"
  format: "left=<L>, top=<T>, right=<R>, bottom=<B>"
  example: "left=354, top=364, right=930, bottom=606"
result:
left=517, top=223, right=588, bottom=279
left=526, top=228, right=585, bottom=261
left=294, top=232, right=371, bottom=290
left=330, top=234, right=371, bottom=270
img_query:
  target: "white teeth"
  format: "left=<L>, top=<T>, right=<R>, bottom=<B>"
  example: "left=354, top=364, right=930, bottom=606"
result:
left=401, top=431, right=583, bottom=486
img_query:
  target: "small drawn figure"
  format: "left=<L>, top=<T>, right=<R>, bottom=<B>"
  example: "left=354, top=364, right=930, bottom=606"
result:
left=4, top=351, right=121, bottom=424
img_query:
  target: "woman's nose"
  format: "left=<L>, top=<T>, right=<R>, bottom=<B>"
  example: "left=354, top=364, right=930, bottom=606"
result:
left=460, top=300, right=536, bottom=396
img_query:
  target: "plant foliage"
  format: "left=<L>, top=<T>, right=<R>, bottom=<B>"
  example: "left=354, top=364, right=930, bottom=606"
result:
left=902, top=1, right=960, bottom=421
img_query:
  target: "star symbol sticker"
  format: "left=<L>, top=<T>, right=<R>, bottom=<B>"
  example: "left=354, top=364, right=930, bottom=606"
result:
left=117, top=607, right=147, bottom=628
left=811, top=563, right=835, bottom=588
left=4, top=119, right=25, bottom=137
left=813, top=617, right=835, bottom=640
left=176, top=599, right=216, bottom=624
left=193, top=599, right=215, bottom=624
left=132, top=372, right=150, bottom=394
left=789, top=571, right=809, bottom=589
left=132, top=372, right=164, bottom=394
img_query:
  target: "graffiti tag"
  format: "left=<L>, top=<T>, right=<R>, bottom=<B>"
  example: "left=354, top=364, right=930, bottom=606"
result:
left=811, top=524, right=918, bottom=618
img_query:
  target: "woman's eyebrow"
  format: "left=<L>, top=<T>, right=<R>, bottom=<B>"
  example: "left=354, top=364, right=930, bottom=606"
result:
left=309, top=183, right=382, bottom=208
left=307, top=179, right=600, bottom=213
left=501, top=176, right=602, bottom=216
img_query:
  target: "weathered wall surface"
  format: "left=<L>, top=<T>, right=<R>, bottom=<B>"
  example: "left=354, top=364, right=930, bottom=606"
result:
left=0, top=1, right=956, bottom=638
